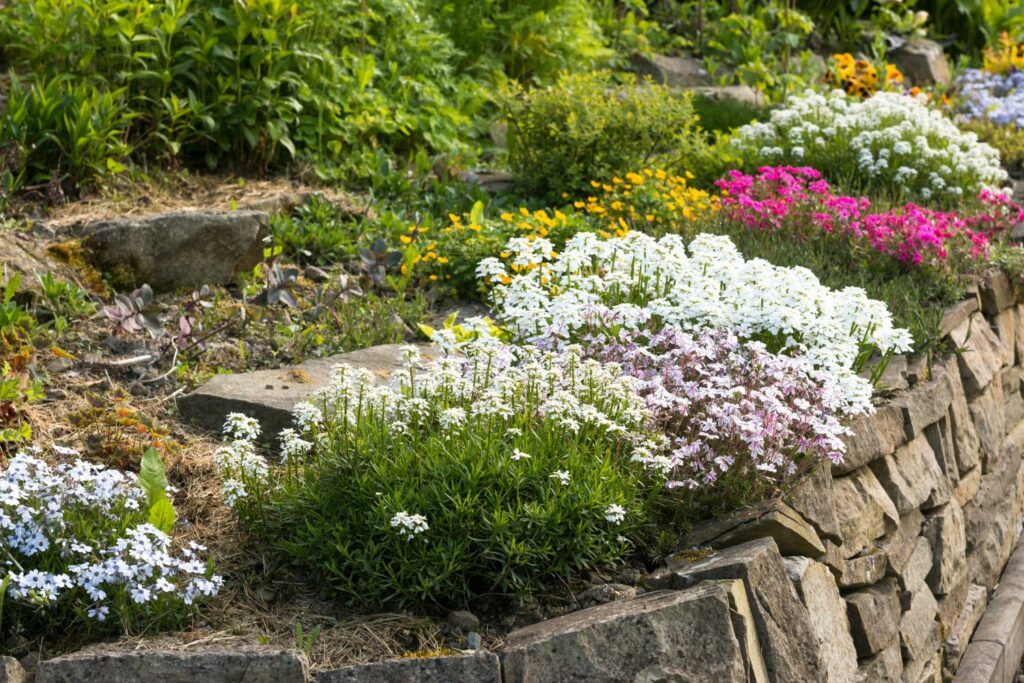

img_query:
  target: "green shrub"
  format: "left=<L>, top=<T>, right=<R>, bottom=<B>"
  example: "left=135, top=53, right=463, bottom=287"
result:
left=963, top=119, right=1024, bottom=179
left=218, top=346, right=661, bottom=607
left=505, top=71, right=705, bottom=202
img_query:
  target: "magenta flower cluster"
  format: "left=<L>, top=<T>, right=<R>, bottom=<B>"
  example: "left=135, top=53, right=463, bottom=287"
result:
left=716, top=166, right=1022, bottom=266
left=584, top=321, right=849, bottom=492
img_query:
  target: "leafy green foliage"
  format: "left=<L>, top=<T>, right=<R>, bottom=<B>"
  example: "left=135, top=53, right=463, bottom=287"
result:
left=0, top=362, right=43, bottom=446
left=505, top=71, right=707, bottom=202
left=139, top=447, right=176, bottom=534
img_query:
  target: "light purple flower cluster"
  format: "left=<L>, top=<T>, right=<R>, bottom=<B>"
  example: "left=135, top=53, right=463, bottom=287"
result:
left=584, top=323, right=850, bottom=491
left=957, top=69, right=1024, bottom=128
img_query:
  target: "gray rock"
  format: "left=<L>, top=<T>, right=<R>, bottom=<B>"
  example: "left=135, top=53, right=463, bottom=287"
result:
left=923, top=500, right=968, bottom=595
left=949, top=314, right=1007, bottom=396
left=501, top=583, right=764, bottom=683
left=878, top=508, right=926, bottom=575
left=856, top=642, right=903, bottom=682
left=861, top=353, right=909, bottom=392
left=35, top=647, right=308, bottom=683
left=832, top=467, right=900, bottom=558
left=75, top=210, right=269, bottom=292
left=834, top=402, right=906, bottom=475
left=0, top=657, right=26, bottom=683
left=630, top=53, right=711, bottom=88
left=954, top=466, right=982, bottom=507
left=688, top=84, right=765, bottom=107
left=783, top=557, right=859, bottom=683
left=942, top=583, right=987, bottom=673
left=1004, top=367, right=1024, bottom=430
left=899, top=585, right=940, bottom=662
left=304, top=265, right=331, bottom=282
left=870, top=432, right=950, bottom=515
left=969, top=378, right=1007, bottom=473
left=668, top=538, right=821, bottom=681
left=577, top=583, right=640, bottom=608
left=446, top=610, right=480, bottom=632
left=837, top=551, right=886, bottom=590
left=316, top=652, right=499, bottom=683
left=995, top=310, right=1018, bottom=368
left=786, top=465, right=841, bottom=544
left=936, top=578, right=970, bottom=635
left=903, top=649, right=942, bottom=683
left=897, top=536, right=933, bottom=594
left=894, top=365, right=954, bottom=440
left=177, top=344, right=440, bottom=437
left=845, top=580, right=901, bottom=658
left=890, top=39, right=952, bottom=86
left=980, top=269, right=1016, bottom=316
left=924, top=416, right=960, bottom=486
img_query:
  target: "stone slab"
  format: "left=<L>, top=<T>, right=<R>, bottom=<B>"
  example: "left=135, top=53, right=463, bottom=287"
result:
left=315, top=652, right=499, bottom=682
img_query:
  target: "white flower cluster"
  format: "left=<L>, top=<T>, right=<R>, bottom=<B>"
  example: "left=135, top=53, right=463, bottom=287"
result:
left=479, top=231, right=913, bottom=414
left=0, top=450, right=220, bottom=618
left=390, top=511, right=429, bottom=539
left=733, top=89, right=1007, bottom=202
left=212, top=427, right=270, bottom=509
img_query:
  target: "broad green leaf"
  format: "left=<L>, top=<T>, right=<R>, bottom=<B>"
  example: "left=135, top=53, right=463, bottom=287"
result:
left=148, top=497, right=177, bottom=534
left=138, top=447, right=169, bottom=508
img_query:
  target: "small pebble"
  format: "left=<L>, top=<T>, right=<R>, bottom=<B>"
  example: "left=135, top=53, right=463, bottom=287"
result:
left=304, top=265, right=330, bottom=282
left=447, top=609, right=480, bottom=631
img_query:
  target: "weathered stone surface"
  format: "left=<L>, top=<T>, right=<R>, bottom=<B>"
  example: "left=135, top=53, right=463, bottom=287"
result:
left=35, top=647, right=308, bottom=683
left=981, top=269, right=1016, bottom=315
left=0, top=232, right=81, bottom=296
left=900, top=586, right=940, bottom=663
left=995, top=310, right=1018, bottom=368
left=501, top=583, right=761, bottom=683
left=879, top=509, right=926, bottom=576
left=783, top=557, right=858, bottom=683
left=0, top=657, right=26, bottom=683
left=923, top=500, right=968, bottom=595
left=937, top=579, right=970, bottom=635
left=940, top=298, right=980, bottom=339
left=943, top=583, right=988, bottom=673
left=954, top=640, right=1005, bottom=683
left=837, top=551, right=886, bottom=590
left=578, top=583, right=640, bottom=608
left=845, top=580, right=901, bottom=658
left=969, top=379, right=1006, bottom=472
left=1003, top=367, right=1024, bottom=430
left=925, top=416, right=960, bottom=486
left=969, top=540, right=1024, bottom=681
left=954, top=466, right=982, bottom=507
left=630, top=53, right=711, bottom=87
left=894, top=365, right=955, bottom=439
left=446, top=610, right=480, bottom=632
left=861, top=353, right=909, bottom=392
left=316, top=652, right=499, bottom=683
left=897, top=536, right=933, bottom=593
left=177, top=344, right=440, bottom=437
left=856, top=642, right=903, bottom=683
left=710, top=500, right=826, bottom=557
left=668, top=538, right=821, bottom=682
left=75, top=210, right=269, bottom=292
left=949, top=314, right=1007, bottom=396
left=890, top=38, right=952, bottom=86
left=964, top=439, right=1022, bottom=588
left=906, top=650, right=942, bottom=683
left=870, top=432, right=950, bottom=516
left=1015, top=305, right=1024, bottom=366
left=688, top=84, right=764, bottom=107
left=822, top=540, right=846, bottom=579
left=786, top=465, right=841, bottom=544
left=948, top=359, right=983, bottom=475
left=832, top=468, right=900, bottom=559
left=833, top=403, right=906, bottom=475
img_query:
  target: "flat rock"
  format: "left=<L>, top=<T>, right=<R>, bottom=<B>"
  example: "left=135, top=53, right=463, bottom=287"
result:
left=899, top=585, right=940, bottom=662
left=0, top=231, right=79, bottom=294
left=897, top=536, right=933, bottom=594
left=949, top=314, right=1007, bottom=396
left=890, top=38, right=952, bottom=86
left=786, top=465, right=841, bottom=544
left=837, top=551, right=886, bottom=590
left=879, top=508, right=926, bottom=576
left=943, top=583, right=987, bottom=673
left=177, top=344, right=440, bottom=437
left=923, top=500, right=968, bottom=595
left=667, top=538, right=822, bottom=681
left=0, top=657, right=26, bottom=683
left=845, top=580, right=901, bottom=658
left=630, top=53, right=711, bottom=87
left=856, top=642, right=902, bottom=682
left=73, top=210, right=270, bottom=292
left=315, top=652, right=499, bottom=682
left=940, top=298, right=980, bottom=339
left=35, top=647, right=308, bottom=683
left=833, top=402, right=906, bottom=475
left=501, top=583, right=764, bottom=683
left=783, top=557, right=859, bottom=683
left=969, top=379, right=1007, bottom=472
left=832, top=467, right=900, bottom=558
left=705, top=500, right=826, bottom=557
left=980, top=269, right=1016, bottom=315
left=894, top=364, right=954, bottom=440
left=870, top=432, right=950, bottom=515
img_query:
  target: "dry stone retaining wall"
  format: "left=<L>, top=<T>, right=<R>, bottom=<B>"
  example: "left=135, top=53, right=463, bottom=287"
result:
left=12, top=280, right=1024, bottom=682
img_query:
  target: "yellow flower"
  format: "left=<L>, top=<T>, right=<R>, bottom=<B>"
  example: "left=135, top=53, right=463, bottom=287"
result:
left=399, top=235, right=413, bottom=244
left=449, top=213, right=461, bottom=223
left=501, top=212, right=514, bottom=222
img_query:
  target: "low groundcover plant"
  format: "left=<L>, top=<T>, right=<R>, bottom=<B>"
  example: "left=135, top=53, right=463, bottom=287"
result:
left=216, top=345, right=664, bottom=608
left=0, top=447, right=221, bottom=640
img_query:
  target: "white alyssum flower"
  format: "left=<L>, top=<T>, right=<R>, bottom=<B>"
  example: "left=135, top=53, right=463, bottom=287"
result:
left=223, top=412, right=261, bottom=442
left=511, top=448, right=531, bottom=461
left=390, top=511, right=429, bottom=539
left=549, top=470, right=571, bottom=486
left=604, top=504, right=626, bottom=524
